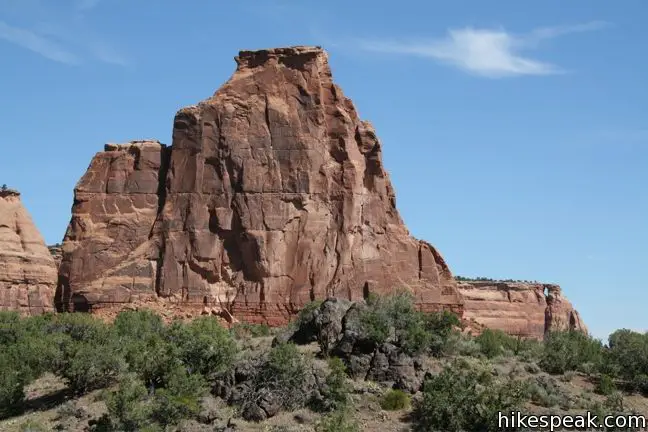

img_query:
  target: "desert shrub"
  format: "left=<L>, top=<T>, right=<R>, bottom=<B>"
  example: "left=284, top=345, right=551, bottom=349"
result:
left=358, top=293, right=395, bottom=345
left=295, top=300, right=323, bottom=328
left=320, top=356, right=351, bottom=411
left=597, top=374, right=616, bottom=395
left=603, top=329, right=648, bottom=393
left=446, top=332, right=482, bottom=357
left=60, top=340, right=125, bottom=394
left=316, top=406, right=360, bottom=432
left=114, top=310, right=165, bottom=338
left=99, top=374, right=154, bottom=431
left=358, top=293, right=460, bottom=356
left=257, top=342, right=310, bottom=410
left=380, top=389, right=411, bottom=411
left=18, top=420, right=49, bottom=432
left=0, top=353, right=28, bottom=418
left=421, top=310, right=461, bottom=355
left=475, top=329, right=511, bottom=358
left=150, top=366, right=206, bottom=427
left=414, top=358, right=529, bottom=432
left=118, top=330, right=171, bottom=388
left=46, top=313, right=113, bottom=344
left=97, top=367, right=206, bottom=431
left=0, top=311, right=25, bottom=345
left=0, top=313, right=64, bottom=379
left=166, top=317, right=237, bottom=379
left=526, top=376, right=564, bottom=408
left=561, top=370, right=576, bottom=382
left=230, top=322, right=271, bottom=339
left=540, top=331, right=603, bottom=374
left=475, top=329, right=541, bottom=359
left=605, top=391, right=625, bottom=413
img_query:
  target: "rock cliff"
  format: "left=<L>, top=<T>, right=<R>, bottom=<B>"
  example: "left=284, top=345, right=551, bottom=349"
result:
left=0, top=188, right=57, bottom=314
left=52, top=46, right=585, bottom=336
left=457, top=280, right=587, bottom=338
left=56, top=46, right=462, bottom=324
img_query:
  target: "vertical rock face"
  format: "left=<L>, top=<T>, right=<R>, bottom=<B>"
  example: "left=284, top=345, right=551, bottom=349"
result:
left=57, top=47, right=462, bottom=324
left=0, top=189, right=57, bottom=314
left=458, top=281, right=586, bottom=338
left=56, top=140, right=168, bottom=311
left=55, top=46, right=585, bottom=334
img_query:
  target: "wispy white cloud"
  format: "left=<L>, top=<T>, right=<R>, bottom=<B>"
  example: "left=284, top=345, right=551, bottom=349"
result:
left=0, top=0, right=126, bottom=66
left=90, top=40, right=128, bottom=66
left=356, top=21, right=609, bottom=78
left=76, top=0, right=101, bottom=11
left=0, top=21, right=80, bottom=64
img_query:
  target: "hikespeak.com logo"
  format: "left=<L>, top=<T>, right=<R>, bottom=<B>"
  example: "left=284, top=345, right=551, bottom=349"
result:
left=498, top=411, right=648, bottom=431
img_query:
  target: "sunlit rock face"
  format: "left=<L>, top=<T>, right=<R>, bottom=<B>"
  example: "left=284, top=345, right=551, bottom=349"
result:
left=0, top=188, right=57, bottom=314
left=56, top=46, right=461, bottom=324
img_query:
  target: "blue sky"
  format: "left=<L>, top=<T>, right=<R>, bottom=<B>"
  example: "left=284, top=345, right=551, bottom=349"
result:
left=0, top=0, right=646, bottom=340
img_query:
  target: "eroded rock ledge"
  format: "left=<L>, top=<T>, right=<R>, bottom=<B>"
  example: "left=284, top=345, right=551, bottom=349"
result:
left=458, top=280, right=587, bottom=338
left=56, top=46, right=461, bottom=325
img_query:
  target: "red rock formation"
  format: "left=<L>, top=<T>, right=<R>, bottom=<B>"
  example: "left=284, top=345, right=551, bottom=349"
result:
left=57, top=47, right=462, bottom=324
left=457, top=280, right=587, bottom=338
left=56, top=140, right=168, bottom=311
left=55, top=46, right=585, bottom=336
left=0, top=188, right=57, bottom=314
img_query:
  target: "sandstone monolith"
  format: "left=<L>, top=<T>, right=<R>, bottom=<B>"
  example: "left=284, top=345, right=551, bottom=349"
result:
left=0, top=188, right=57, bottom=314
left=57, top=47, right=462, bottom=324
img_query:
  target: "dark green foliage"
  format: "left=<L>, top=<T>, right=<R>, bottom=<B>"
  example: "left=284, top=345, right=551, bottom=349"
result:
left=60, top=341, right=125, bottom=394
left=380, top=389, right=411, bottom=411
left=255, top=342, right=309, bottom=410
left=296, top=300, right=323, bottom=327
left=597, top=374, right=616, bottom=395
left=358, top=293, right=461, bottom=356
left=414, top=359, right=529, bottom=432
left=540, top=331, right=603, bottom=374
left=316, top=406, right=360, bottom=432
left=96, top=368, right=206, bottom=431
left=149, top=366, right=206, bottom=427
left=114, top=311, right=171, bottom=388
left=321, top=357, right=351, bottom=411
left=230, top=322, right=271, bottom=339
left=166, top=316, right=236, bottom=378
left=526, top=376, right=564, bottom=408
left=475, top=329, right=541, bottom=359
left=603, top=329, right=648, bottom=393
left=0, top=353, right=28, bottom=417
left=40, top=314, right=123, bottom=394
left=100, top=374, right=153, bottom=431
left=0, top=309, right=236, bottom=423
left=454, top=276, right=540, bottom=283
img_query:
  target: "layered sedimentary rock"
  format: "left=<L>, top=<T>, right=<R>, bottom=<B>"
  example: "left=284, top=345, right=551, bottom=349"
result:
left=457, top=280, right=586, bottom=338
left=57, top=46, right=462, bottom=324
left=56, top=140, right=169, bottom=311
left=0, top=188, right=57, bottom=314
